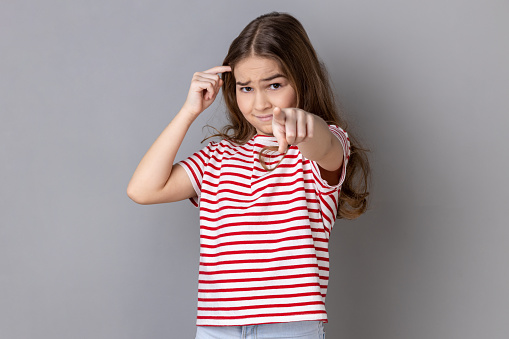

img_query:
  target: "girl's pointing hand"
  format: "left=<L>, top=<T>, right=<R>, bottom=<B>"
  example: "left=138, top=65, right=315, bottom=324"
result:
left=183, top=65, right=231, bottom=118
left=272, top=107, right=315, bottom=153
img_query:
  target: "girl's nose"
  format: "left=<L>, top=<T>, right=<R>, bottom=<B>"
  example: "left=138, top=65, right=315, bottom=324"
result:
left=254, top=92, right=271, bottom=112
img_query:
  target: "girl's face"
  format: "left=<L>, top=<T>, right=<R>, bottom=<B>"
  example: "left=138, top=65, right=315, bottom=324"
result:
left=234, top=56, right=297, bottom=136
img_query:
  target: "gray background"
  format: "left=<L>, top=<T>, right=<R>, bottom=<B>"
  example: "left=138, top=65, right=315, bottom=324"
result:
left=1, top=0, right=508, bottom=338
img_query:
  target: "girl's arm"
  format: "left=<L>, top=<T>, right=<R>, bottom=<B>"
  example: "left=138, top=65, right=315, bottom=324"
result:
left=127, top=65, right=231, bottom=205
left=272, top=107, right=344, bottom=185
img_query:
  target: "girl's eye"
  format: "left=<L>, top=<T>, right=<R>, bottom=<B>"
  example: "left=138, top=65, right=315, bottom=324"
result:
left=269, top=83, right=282, bottom=90
left=240, top=87, right=253, bottom=93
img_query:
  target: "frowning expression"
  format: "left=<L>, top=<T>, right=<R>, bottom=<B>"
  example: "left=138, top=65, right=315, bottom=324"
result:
left=234, top=56, right=297, bottom=136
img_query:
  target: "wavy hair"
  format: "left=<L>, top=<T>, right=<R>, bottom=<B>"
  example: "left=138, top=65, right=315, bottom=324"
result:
left=208, top=12, right=370, bottom=219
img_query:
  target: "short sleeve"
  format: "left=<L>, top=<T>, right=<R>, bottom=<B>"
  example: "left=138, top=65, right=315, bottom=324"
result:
left=176, top=141, right=216, bottom=208
left=309, top=125, right=351, bottom=195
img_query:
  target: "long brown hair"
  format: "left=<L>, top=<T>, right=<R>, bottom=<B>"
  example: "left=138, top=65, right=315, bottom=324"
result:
left=209, top=12, right=370, bottom=219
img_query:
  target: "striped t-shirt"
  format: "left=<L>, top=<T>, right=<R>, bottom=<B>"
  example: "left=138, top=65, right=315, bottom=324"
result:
left=177, top=125, right=350, bottom=326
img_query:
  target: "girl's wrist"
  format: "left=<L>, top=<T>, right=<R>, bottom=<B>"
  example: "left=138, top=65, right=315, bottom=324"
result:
left=177, top=106, right=200, bottom=124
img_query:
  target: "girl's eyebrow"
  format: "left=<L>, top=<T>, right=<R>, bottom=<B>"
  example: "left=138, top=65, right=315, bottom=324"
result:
left=236, top=73, right=286, bottom=86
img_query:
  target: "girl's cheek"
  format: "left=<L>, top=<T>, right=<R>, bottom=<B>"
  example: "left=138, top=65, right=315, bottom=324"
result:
left=236, top=98, right=247, bottom=115
left=237, top=94, right=252, bottom=113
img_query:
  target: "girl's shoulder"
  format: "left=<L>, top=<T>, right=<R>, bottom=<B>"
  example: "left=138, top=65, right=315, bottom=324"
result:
left=200, top=136, right=256, bottom=158
left=208, top=135, right=258, bottom=149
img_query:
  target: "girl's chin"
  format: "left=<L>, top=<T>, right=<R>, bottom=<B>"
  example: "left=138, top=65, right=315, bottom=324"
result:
left=255, top=129, right=274, bottom=136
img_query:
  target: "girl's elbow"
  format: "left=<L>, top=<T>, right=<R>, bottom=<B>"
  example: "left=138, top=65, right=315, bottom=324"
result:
left=126, top=184, right=152, bottom=205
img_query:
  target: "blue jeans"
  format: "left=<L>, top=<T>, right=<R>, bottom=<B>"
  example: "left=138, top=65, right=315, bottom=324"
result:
left=195, top=321, right=325, bottom=339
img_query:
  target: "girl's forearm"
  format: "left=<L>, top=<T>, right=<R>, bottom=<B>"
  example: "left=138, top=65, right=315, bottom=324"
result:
left=127, top=108, right=196, bottom=200
left=127, top=65, right=230, bottom=204
left=297, top=115, right=344, bottom=171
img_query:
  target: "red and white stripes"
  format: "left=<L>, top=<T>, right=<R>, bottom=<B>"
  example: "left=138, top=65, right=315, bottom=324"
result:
left=178, top=125, right=350, bottom=326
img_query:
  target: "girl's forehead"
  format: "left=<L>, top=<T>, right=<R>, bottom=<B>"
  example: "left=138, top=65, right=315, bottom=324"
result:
left=234, top=56, right=284, bottom=80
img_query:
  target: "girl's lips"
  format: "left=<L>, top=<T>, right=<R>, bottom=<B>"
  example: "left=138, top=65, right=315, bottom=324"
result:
left=256, top=114, right=273, bottom=122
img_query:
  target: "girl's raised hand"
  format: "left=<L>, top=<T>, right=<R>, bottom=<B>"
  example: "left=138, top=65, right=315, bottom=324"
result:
left=272, top=107, right=315, bottom=153
left=183, top=65, right=232, bottom=118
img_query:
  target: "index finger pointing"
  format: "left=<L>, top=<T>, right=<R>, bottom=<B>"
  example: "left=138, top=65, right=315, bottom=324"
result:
left=272, top=107, right=286, bottom=124
left=204, top=65, right=232, bottom=75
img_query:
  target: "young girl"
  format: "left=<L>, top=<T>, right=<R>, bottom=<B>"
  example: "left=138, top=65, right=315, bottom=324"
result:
left=128, top=12, right=369, bottom=339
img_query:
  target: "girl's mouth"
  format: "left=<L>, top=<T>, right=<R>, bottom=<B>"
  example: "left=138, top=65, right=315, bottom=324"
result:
left=256, top=114, right=273, bottom=122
